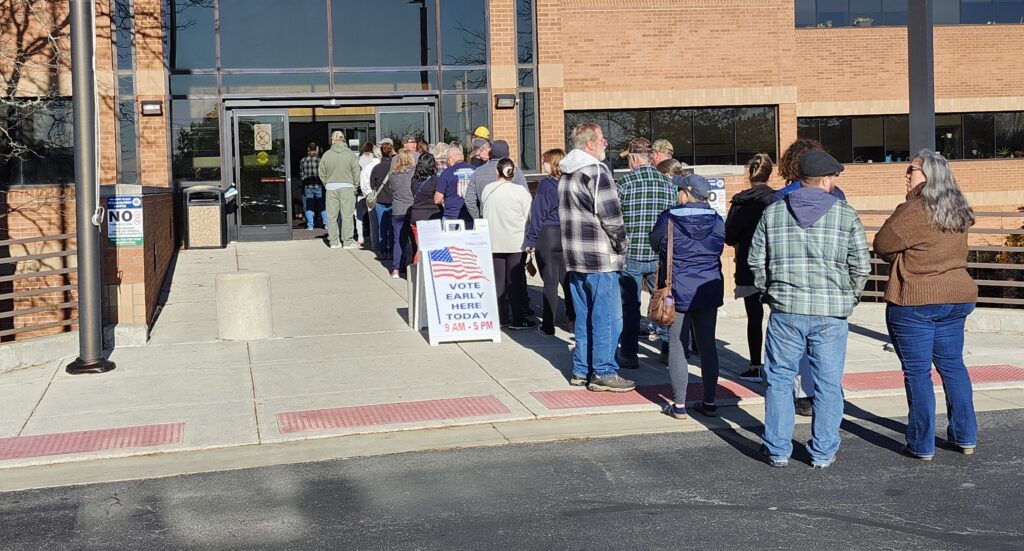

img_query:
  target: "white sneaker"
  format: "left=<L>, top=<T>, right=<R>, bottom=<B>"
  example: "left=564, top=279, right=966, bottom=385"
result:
left=344, top=243, right=359, bottom=249
left=329, top=244, right=343, bottom=249
left=391, top=270, right=401, bottom=279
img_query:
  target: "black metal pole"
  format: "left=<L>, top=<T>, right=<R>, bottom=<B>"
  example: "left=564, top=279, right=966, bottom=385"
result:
left=908, top=0, right=936, bottom=154
left=67, top=0, right=114, bottom=374
left=413, top=0, right=429, bottom=89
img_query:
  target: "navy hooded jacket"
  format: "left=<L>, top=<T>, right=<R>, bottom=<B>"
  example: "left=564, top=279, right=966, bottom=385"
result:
left=649, top=202, right=725, bottom=312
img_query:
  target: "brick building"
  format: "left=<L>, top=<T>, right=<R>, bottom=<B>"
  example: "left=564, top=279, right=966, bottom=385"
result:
left=2, top=0, right=1024, bottom=339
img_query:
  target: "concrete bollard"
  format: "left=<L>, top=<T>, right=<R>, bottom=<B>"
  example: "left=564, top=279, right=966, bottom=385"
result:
left=216, top=272, right=274, bottom=340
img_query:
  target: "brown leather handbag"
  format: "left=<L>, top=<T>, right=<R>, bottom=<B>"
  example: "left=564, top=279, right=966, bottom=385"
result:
left=647, top=220, right=676, bottom=326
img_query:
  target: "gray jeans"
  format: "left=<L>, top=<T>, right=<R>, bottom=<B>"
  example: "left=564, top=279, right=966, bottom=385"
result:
left=326, top=187, right=356, bottom=246
left=668, top=308, right=720, bottom=405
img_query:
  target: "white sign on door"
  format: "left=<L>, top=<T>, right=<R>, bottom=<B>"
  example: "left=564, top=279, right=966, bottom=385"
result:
left=416, top=219, right=501, bottom=346
left=707, top=177, right=727, bottom=219
left=253, top=123, right=273, bottom=151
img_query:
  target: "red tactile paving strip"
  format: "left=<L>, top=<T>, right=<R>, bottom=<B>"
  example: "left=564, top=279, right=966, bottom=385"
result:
left=841, top=364, right=1024, bottom=392
left=0, top=423, right=184, bottom=461
left=276, top=395, right=512, bottom=434
left=531, top=380, right=762, bottom=410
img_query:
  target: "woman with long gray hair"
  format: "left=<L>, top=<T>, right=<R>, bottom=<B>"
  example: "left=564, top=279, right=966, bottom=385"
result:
left=874, top=149, right=978, bottom=461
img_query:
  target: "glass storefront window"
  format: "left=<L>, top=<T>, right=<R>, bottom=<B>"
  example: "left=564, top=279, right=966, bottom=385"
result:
left=169, top=73, right=218, bottom=96
left=442, top=93, right=488, bottom=145
left=166, top=0, right=216, bottom=69
left=882, top=0, right=908, bottom=24
left=171, top=99, right=221, bottom=183
left=933, top=0, right=962, bottom=23
left=118, top=100, right=140, bottom=185
left=796, top=0, right=816, bottom=27
left=219, top=0, right=328, bottom=69
left=441, top=0, right=487, bottom=66
left=334, top=71, right=439, bottom=93
left=442, top=69, right=487, bottom=91
left=332, top=0, right=437, bottom=67
left=693, top=108, right=735, bottom=165
left=852, top=116, right=884, bottom=162
left=517, top=0, right=535, bottom=64
left=993, top=0, right=1024, bottom=22
left=850, top=0, right=882, bottom=26
left=519, top=92, right=537, bottom=171
left=651, top=109, right=695, bottom=164
left=995, top=112, right=1024, bottom=157
left=816, top=0, right=850, bottom=26
left=735, top=107, right=777, bottom=164
left=221, top=73, right=330, bottom=95
left=820, top=117, right=853, bottom=163
left=961, top=0, right=994, bottom=23
left=963, top=113, right=996, bottom=158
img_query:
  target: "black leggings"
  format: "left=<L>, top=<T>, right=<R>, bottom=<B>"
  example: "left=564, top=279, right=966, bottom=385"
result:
left=743, top=292, right=765, bottom=366
left=535, top=226, right=575, bottom=332
left=493, top=252, right=526, bottom=325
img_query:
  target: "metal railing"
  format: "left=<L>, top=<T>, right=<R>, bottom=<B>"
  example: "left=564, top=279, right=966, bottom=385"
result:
left=0, top=232, right=79, bottom=339
left=861, top=209, right=1024, bottom=307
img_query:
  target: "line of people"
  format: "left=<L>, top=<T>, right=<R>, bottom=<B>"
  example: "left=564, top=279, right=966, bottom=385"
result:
left=339, top=120, right=981, bottom=468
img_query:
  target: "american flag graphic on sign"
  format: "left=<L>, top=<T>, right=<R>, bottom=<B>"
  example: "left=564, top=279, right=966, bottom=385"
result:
left=429, top=246, right=488, bottom=281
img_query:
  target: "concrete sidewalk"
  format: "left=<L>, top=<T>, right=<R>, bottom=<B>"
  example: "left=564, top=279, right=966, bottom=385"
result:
left=2, top=240, right=1023, bottom=472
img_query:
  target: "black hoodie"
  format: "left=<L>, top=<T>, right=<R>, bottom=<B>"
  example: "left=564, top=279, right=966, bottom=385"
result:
left=724, top=184, right=776, bottom=286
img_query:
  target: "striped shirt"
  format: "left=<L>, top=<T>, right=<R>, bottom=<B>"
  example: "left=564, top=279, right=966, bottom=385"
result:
left=617, top=165, right=676, bottom=262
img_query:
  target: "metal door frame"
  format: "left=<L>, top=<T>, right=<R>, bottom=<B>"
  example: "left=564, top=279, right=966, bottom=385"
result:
left=230, top=108, right=293, bottom=242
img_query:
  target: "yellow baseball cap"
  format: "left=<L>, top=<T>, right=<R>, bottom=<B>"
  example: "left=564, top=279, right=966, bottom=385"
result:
left=473, top=126, right=491, bottom=140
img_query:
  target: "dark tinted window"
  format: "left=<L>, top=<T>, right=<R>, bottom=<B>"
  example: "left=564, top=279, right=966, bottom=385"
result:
left=961, top=0, right=994, bottom=23
left=933, top=0, right=962, bottom=23
left=118, top=100, right=139, bottom=185
left=693, top=109, right=735, bottom=165
left=442, top=69, right=487, bottom=90
left=652, top=109, right=694, bottom=164
left=1, top=100, right=75, bottom=186
left=995, top=112, right=1024, bottom=157
left=963, top=113, right=996, bottom=158
left=603, top=111, right=653, bottom=169
left=220, top=73, right=330, bottom=95
left=797, top=118, right=819, bottom=141
left=884, top=115, right=910, bottom=162
left=882, top=0, right=908, bottom=24
left=220, top=0, right=328, bottom=69
left=334, top=71, right=438, bottom=93
left=332, top=0, right=437, bottom=67
left=171, top=99, right=221, bottom=183
left=519, top=92, right=537, bottom=171
left=516, top=0, right=535, bottom=63
left=796, top=0, right=817, bottom=26
left=993, top=0, right=1024, bottom=22
left=167, top=0, right=215, bottom=69
left=819, top=117, right=853, bottom=163
left=169, top=74, right=218, bottom=96
left=736, top=107, right=777, bottom=164
left=851, top=0, right=883, bottom=25
left=442, top=0, right=487, bottom=66
left=817, top=0, right=850, bottom=26
left=852, top=116, right=884, bottom=162
left=935, top=114, right=963, bottom=160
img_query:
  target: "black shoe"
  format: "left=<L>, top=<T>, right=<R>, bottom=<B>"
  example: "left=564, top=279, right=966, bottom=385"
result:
left=537, top=325, right=555, bottom=336
left=899, top=445, right=933, bottom=461
left=795, top=397, right=813, bottom=417
left=569, top=374, right=588, bottom=387
left=738, top=366, right=763, bottom=383
left=690, top=401, right=718, bottom=417
left=587, top=375, right=636, bottom=392
left=616, top=351, right=639, bottom=369
left=507, top=319, right=537, bottom=331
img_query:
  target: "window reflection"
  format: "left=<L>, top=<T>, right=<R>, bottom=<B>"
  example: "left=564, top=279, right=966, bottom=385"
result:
left=516, top=0, right=535, bottom=64
left=442, top=94, right=488, bottom=145
left=651, top=109, right=694, bottom=164
left=735, top=107, right=777, bottom=165
left=884, top=115, right=910, bottom=161
left=936, top=114, right=963, bottom=160
left=1, top=100, right=75, bottom=186
left=995, top=112, right=1024, bottom=157
left=964, top=113, right=995, bottom=159
left=441, top=0, right=487, bottom=66
left=167, top=0, right=215, bottom=69
left=221, top=73, right=330, bottom=95
left=852, top=117, right=884, bottom=162
left=332, top=0, right=437, bottom=67
left=797, top=0, right=1024, bottom=27
left=519, top=92, right=537, bottom=171
left=334, top=71, right=438, bottom=92
left=171, top=99, right=221, bottom=183
left=694, top=109, right=735, bottom=165
left=219, top=0, right=328, bottom=69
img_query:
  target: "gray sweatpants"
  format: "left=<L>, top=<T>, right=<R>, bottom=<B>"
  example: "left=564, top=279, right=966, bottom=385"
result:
left=668, top=308, right=720, bottom=405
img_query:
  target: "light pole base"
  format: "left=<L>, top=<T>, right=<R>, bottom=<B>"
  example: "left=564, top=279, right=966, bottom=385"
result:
left=66, top=357, right=116, bottom=375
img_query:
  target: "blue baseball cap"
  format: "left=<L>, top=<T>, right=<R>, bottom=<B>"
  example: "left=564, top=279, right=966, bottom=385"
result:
left=672, top=173, right=711, bottom=200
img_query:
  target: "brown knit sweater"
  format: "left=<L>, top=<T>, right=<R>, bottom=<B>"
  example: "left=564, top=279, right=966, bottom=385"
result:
left=872, top=184, right=978, bottom=306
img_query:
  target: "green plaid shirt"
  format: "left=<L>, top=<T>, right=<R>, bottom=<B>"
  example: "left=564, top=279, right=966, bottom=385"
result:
left=749, top=199, right=871, bottom=317
left=617, top=165, right=676, bottom=262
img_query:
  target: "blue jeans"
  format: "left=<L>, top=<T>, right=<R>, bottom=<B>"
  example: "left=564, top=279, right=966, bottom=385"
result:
left=886, top=302, right=977, bottom=457
left=619, top=258, right=668, bottom=360
left=569, top=271, right=623, bottom=379
left=375, top=203, right=393, bottom=256
left=303, top=186, right=327, bottom=229
left=763, top=312, right=848, bottom=465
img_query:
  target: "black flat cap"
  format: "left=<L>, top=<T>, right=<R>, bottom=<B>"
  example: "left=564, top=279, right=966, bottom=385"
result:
left=799, top=150, right=845, bottom=178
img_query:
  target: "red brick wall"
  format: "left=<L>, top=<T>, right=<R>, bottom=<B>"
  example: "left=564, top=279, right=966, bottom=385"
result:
left=142, top=193, right=175, bottom=323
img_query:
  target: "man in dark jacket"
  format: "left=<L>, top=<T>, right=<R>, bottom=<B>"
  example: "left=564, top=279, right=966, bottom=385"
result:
left=650, top=174, right=725, bottom=419
left=369, top=140, right=396, bottom=259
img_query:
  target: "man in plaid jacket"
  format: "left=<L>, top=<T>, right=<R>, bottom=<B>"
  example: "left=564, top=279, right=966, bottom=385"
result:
left=558, top=123, right=634, bottom=392
left=616, top=137, right=676, bottom=368
left=749, top=150, right=870, bottom=469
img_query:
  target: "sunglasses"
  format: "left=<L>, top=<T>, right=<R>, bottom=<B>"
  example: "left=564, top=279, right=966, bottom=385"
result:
left=905, top=166, right=924, bottom=176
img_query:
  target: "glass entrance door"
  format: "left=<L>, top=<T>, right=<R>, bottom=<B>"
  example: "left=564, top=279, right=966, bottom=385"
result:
left=233, top=111, right=293, bottom=241
left=376, top=105, right=434, bottom=145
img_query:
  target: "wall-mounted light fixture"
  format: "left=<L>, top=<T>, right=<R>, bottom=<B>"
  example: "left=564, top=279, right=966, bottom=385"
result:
left=494, top=94, right=518, bottom=109
left=140, top=100, right=163, bottom=117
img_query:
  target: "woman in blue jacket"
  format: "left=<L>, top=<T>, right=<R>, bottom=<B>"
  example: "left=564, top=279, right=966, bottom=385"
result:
left=524, top=149, right=575, bottom=335
left=650, top=174, right=725, bottom=418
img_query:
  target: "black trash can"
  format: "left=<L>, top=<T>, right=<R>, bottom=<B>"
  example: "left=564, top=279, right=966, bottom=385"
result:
left=184, top=186, right=226, bottom=249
